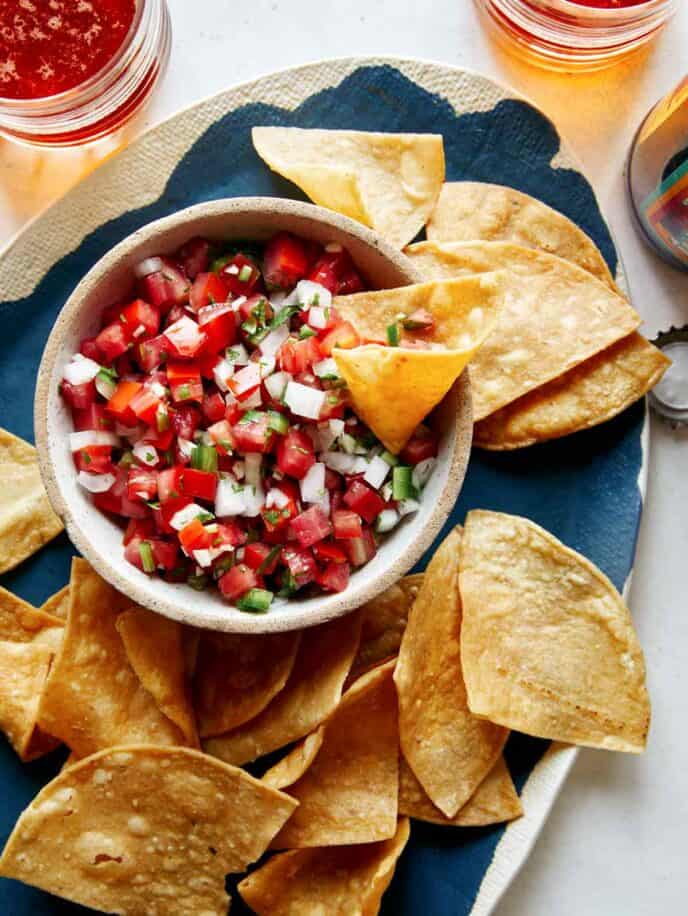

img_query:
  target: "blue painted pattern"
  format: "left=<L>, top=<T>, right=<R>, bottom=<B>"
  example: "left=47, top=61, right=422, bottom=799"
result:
left=0, top=65, right=642, bottom=915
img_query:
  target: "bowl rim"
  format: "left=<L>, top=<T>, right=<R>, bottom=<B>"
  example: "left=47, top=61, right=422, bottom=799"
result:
left=35, top=197, right=473, bottom=633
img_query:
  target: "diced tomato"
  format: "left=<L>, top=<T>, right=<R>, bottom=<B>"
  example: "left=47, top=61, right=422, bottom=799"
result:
left=181, top=468, right=217, bottom=502
left=276, top=429, right=315, bottom=480
left=318, top=387, right=347, bottom=421
left=231, top=412, right=275, bottom=454
left=157, top=466, right=185, bottom=503
left=289, top=505, right=332, bottom=548
left=127, top=467, right=158, bottom=502
left=73, top=444, right=112, bottom=474
left=79, top=337, right=102, bottom=361
left=61, top=379, right=97, bottom=410
left=138, top=258, right=189, bottom=313
left=167, top=361, right=203, bottom=403
left=263, top=232, right=310, bottom=290
left=129, top=386, right=163, bottom=426
left=120, top=298, right=160, bottom=339
left=178, top=518, right=214, bottom=554
left=212, top=520, right=247, bottom=548
left=324, top=468, right=343, bottom=491
left=96, top=321, right=130, bottom=362
left=228, top=363, right=262, bottom=401
left=201, top=389, right=226, bottom=424
left=143, top=424, right=174, bottom=452
left=198, top=352, right=222, bottom=379
left=93, top=468, right=149, bottom=519
left=244, top=542, right=279, bottom=574
left=124, top=537, right=148, bottom=571
left=403, top=308, right=435, bottom=333
left=218, top=563, right=260, bottom=601
left=318, top=320, right=361, bottom=356
left=207, top=419, right=235, bottom=456
left=237, top=293, right=272, bottom=325
left=135, top=334, right=170, bottom=372
left=178, top=237, right=211, bottom=280
left=157, top=495, right=192, bottom=533
left=261, top=496, right=298, bottom=533
left=189, top=271, right=230, bottom=313
left=281, top=547, right=317, bottom=587
left=123, top=518, right=155, bottom=545
left=307, top=248, right=364, bottom=295
left=220, top=253, right=262, bottom=298
left=72, top=402, right=113, bottom=431
left=343, top=479, right=386, bottom=524
left=332, top=509, right=363, bottom=540
left=312, top=540, right=348, bottom=564
left=343, top=526, right=377, bottom=567
left=107, top=380, right=143, bottom=425
left=399, top=429, right=438, bottom=465
left=164, top=303, right=187, bottom=328
left=151, top=539, right=180, bottom=571
left=277, top=336, right=323, bottom=374
left=198, top=302, right=237, bottom=354
left=162, top=556, right=192, bottom=582
left=225, top=401, right=243, bottom=425
left=316, top=560, right=351, bottom=592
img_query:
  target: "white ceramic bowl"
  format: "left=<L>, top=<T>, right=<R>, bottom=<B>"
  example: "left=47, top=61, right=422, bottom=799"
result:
left=35, top=198, right=472, bottom=633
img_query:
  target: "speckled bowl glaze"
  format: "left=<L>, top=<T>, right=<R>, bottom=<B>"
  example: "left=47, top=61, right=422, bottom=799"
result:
left=35, top=197, right=472, bottom=633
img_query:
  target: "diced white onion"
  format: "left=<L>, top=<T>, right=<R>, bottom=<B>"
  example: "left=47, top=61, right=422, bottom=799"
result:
left=321, top=451, right=368, bottom=475
left=397, top=498, right=420, bottom=517
left=269, top=290, right=287, bottom=309
left=244, top=453, right=262, bottom=487
left=284, top=381, right=325, bottom=420
left=192, top=549, right=213, bottom=568
left=259, top=323, right=289, bottom=359
left=381, top=481, right=393, bottom=502
left=266, top=487, right=290, bottom=510
left=77, top=471, right=115, bottom=493
left=215, top=477, right=247, bottom=517
left=311, top=421, right=336, bottom=453
left=264, top=370, right=291, bottom=402
left=213, top=358, right=234, bottom=392
left=226, top=342, right=249, bottom=365
left=258, top=356, right=276, bottom=379
left=364, top=455, right=390, bottom=490
left=340, top=432, right=358, bottom=455
left=69, top=430, right=120, bottom=451
left=164, top=315, right=203, bottom=349
left=241, top=387, right=263, bottom=410
left=376, top=508, right=400, bottom=533
left=94, top=374, right=116, bottom=400
left=133, top=442, right=158, bottom=467
left=232, top=461, right=245, bottom=480
left=412, top=458, right=436, bottom=490
left=134, top=256, right=164, bottom=278
left=307, top=306, right=328, bottom=329
left=329, top=418, right=345, bottom=438
left=149, top=380, right=167, bottom=398
left=241, top=455, right=264, bottom=517
left=63, top=354, right=101, bottom=386
left=284, top=280, right=332, bottom=310
left=300, top=462, right=326, bottom=504
left=177, top=437, right=195, bottom=459
left=313, top=357, right=339, bottom=379
left=170, top=503, right=207, bottom=531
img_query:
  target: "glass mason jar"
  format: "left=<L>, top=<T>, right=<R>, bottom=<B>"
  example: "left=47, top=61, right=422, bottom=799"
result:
left=0, top=0, right=171, bottom=147
left=628, top=76, right=688, bottom=271
left=475, top=0, right=678, bottom=71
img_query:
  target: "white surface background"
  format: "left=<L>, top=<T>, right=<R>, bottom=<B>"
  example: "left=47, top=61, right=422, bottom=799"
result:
left=1, top=3, right=687, bottom=914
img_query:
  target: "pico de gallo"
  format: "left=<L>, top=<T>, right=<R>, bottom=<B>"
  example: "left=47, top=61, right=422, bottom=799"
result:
left=61, top=231, right=438, bottom=612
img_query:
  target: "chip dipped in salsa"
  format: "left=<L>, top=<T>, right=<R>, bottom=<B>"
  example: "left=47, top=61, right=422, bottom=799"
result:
left=60, top=232, right=439, bottom=612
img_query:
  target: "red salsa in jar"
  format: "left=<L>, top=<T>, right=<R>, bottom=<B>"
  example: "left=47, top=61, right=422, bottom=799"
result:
left=60, top=231, right=438, bottom=613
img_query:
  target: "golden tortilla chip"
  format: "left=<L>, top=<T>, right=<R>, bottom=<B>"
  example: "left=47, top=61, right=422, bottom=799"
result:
left=38, top=559, right=185, bottom=757
left=239, top=817, right=410, bottom=915
left=394, top=527, right=508, bottom=818
left=0, top=427, right=63, bottom=574
left=262, top=727, right=326, bottom=791
left=194, top=630, right=301, bottom=739
left=473, top=333, right=670, bottom=449
left=333, top=274, right=503, bottom=452
left=183, top=626, right=201, bottom=679
left=40, top=585, right=70, bottom=620
left=459, top=510, right=650, bottom=752
left=348, top=574, right=423, bottom=684
left=0, top=641, right=60, bottom=761
left=426, top=181, right=616, bottom=288
left=204, top=611, right=361, bottom=766
left=399, top=755, right=522, bottom=826
left=252, top=126, right=445, bottom=247
left=0, top=745, right=297, bottom=915
left=0, top=585, right=63, bottom=643
left=271, top=659, right=399, bottom=849
left=115, top=606, right=199, bottom=748
left=405, top=241, right=641, bottom=421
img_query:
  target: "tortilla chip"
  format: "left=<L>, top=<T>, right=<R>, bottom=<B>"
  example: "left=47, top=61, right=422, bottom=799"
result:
left=0, top=745, right=297, bottom=915
left=204, top=611, right=361, bottom=766
left=40, top=585, right=70, bottom=620
left=405, top=241, right=641, bottom=421
left=459, top=510, right=650, bottom=752
left=399, top=755, right=522, bottom=826
left=239, top=817, right=410, bottom=915
left=0, top=585, right=63, bottom=643
left=348, top=574, right=423, bottom=684
left=394, top=527, right=508, bottom=818
left=252, top=126, right=445, bottom=247
left=115, top=606, right=199, bottom=748
left=262, top=727, right=326, bottom=791
left=194, top=630, right=301, bottom=739
left=183, top=626, right=201, bottom=679
left=271, top=659, right=399, bottom=849
left=0, top=641, right=60, bottom=761
left=0, top=427, right=63, bottom=574
left=37, top=559, right=185, bottom=757
left=426, top=181, right=616, bottom=288
left=473, top=333, right=670, bottom=449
